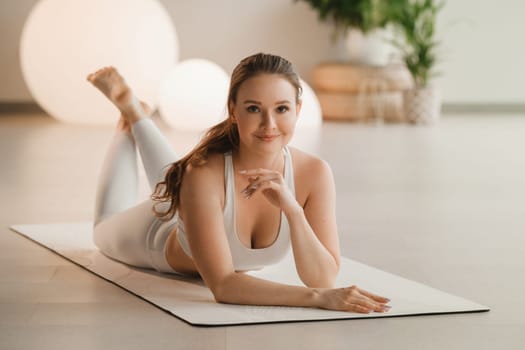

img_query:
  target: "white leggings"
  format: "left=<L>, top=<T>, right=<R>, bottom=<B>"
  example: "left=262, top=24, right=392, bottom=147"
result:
left=93, top=118, right=178, bottom=273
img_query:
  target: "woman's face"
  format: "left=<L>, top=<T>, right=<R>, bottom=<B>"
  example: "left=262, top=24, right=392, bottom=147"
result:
left=231, top=74, right=301, bottom=154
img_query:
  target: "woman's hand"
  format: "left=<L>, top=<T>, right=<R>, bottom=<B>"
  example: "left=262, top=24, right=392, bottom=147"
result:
left=239, top=169, right=300, bottom=214
left=315, top=286, right=391, bottom=314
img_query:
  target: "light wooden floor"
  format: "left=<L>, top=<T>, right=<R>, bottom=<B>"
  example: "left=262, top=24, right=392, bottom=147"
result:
left=1, top=113, right=524, bottom=349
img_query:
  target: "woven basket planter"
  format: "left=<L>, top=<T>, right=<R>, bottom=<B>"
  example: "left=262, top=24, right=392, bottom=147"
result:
left=403, top=86, right=441, bottom=125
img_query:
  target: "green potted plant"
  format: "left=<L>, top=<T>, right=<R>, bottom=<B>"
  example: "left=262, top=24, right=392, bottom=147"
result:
left=298, top=0, right=403, bottom=66
left=390, top=0, right=444, bottom=124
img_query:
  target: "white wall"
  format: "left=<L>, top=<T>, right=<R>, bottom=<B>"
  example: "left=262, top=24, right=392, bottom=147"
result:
left=436, top=0, right=525, bottom=103
left=1, top=0, right=524, bottom=105
left=161, top=0, right=346, bottom=83
left=0, top=0, right=39, bottom=101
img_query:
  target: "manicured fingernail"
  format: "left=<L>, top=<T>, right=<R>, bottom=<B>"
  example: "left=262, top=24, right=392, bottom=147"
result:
left=239, top=170, right=246, bottom=174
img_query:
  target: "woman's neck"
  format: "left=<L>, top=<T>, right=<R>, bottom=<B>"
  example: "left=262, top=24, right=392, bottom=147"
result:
left=233, top=147, right=285, bottom=173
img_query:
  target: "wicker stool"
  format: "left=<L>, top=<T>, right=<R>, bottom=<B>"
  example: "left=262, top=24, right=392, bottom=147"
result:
left=311, top=63, right=414, bottom=123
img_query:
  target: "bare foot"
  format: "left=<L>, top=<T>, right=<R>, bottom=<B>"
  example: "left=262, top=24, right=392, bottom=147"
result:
left=87, top=66, right=146, bottom=124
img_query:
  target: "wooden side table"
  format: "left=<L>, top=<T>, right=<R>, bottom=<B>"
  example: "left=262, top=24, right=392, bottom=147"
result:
left=311, top=63, right=413, bottom=122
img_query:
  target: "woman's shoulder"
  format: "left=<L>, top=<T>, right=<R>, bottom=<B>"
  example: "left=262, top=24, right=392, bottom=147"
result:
left=179, top=153, right=227, bottom=213
left=179, top=153, right=227, bottom=222
left=287, top=146, right=332, bottom=176
left=184, top=153, right=224, bottom=177
left=183, top=153, right=226, bottom=187
left=287, top=146, right=334, bottom=204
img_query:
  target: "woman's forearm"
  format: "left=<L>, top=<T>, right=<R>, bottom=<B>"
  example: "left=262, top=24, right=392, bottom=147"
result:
left=214, top=272, right=321, bottom=308
left=213, top=272, right=391, bottom=315
left=285, top=206, right=339, bottom=288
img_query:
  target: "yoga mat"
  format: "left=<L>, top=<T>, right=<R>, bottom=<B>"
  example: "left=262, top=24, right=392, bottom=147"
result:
left=10, top=222, right=489, bottom=326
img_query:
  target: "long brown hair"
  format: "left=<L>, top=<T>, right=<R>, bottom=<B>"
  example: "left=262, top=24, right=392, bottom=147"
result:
left=152, top=53, right=302, bottom=220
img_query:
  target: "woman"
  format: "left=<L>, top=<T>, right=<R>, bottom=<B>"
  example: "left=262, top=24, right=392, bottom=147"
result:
left=87, top=53, right=390, bottom=314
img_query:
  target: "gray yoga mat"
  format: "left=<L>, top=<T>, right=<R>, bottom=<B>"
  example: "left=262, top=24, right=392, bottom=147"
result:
left=10, top=222, right=489, bottom=326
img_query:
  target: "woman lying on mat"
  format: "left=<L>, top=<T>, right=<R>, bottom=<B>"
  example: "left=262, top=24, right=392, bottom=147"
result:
left=87, top=52, right=390, bottom=314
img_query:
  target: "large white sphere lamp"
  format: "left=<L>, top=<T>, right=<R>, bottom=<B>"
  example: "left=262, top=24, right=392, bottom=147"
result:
left=20, top=0, right=178, bottom=125
left=158, top=59, right=230, bottom=131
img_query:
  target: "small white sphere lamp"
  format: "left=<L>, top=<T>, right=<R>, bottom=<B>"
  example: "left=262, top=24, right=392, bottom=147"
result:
left=158, top=59, right=230, bottom=131
left=20, top=0, right=178, bottom=125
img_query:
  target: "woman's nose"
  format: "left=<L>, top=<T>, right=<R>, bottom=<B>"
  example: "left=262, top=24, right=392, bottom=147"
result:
left=261, top=111, right=277, bottom=129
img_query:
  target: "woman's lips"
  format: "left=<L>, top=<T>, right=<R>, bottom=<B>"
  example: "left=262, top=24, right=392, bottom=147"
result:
left=255, top=134, right=280, bottom=141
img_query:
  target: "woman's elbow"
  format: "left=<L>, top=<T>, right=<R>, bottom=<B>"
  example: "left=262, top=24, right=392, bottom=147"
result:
left=207, top=274, right=235, bottom=304
left=210, top=286, right=223, bottom=303
left=208, top=281, right=228, bottom=303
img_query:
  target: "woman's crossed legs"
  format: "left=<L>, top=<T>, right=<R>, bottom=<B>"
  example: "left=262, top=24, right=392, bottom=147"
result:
left=88, top=67, right=178, bottom=272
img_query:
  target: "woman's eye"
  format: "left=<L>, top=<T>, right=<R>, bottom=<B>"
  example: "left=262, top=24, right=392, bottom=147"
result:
left=277, top=105, right=289, bottom=113
left=247, top=105, right=260, bottom=113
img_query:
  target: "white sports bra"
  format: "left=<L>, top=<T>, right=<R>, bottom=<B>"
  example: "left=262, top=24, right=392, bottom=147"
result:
left=175, top=147, right=295, bottom=271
